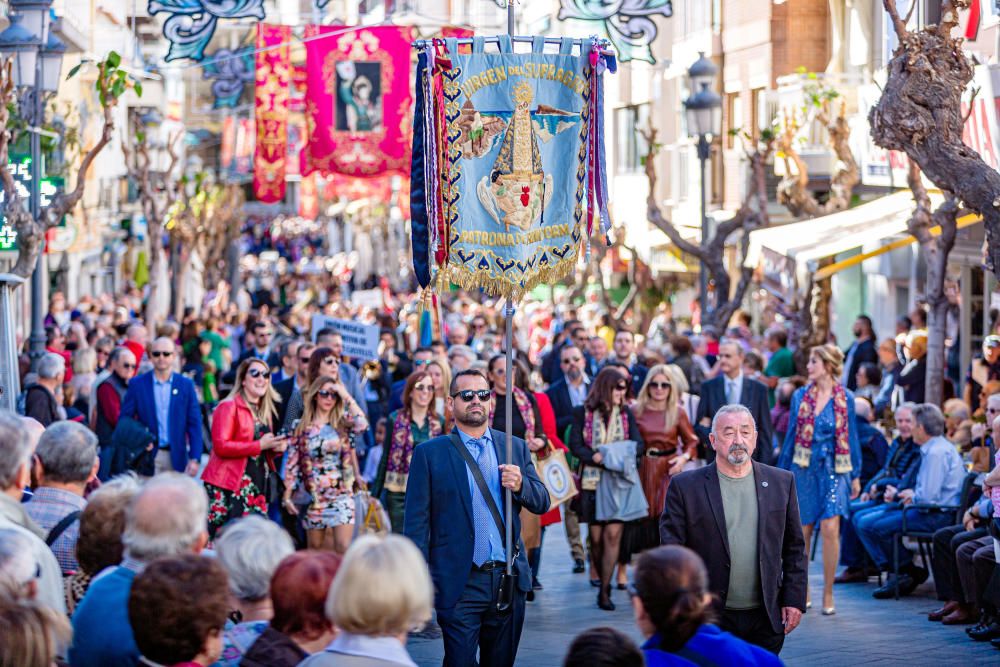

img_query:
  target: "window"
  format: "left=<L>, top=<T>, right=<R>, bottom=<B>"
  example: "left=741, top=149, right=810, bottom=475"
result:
left=615, top=104, right=650, bottom=173
left=677, top=148, right=690, bottom=202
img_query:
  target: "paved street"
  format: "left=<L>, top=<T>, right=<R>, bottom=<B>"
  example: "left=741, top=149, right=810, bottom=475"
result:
left=407, top=527, right=999, bottom=665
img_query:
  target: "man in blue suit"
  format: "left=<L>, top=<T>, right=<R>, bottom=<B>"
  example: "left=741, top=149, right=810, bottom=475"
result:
left=120, top=337, right=204, bottom=476
left=404, top=369, right=550, bottom=667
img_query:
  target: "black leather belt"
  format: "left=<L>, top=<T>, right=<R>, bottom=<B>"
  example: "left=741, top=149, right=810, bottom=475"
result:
left=475, top=560, right=507, bottom=572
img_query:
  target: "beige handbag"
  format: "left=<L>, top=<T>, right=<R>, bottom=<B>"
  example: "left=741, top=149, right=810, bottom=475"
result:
left=536, top=447, right=579, bottom=507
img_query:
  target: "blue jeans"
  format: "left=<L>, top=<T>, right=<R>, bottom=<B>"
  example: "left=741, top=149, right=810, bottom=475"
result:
left=855, top=506, right=956, bottom=570
left=841, top=499, right=881, bottom=568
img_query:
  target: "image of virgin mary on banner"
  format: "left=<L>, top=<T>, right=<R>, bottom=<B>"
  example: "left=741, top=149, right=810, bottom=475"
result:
left=301, top=25, right=414, bottom=178
left=443, top=36, right=592, bottom=299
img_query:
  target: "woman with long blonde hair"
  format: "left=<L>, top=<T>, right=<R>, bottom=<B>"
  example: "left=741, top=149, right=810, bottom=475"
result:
left=426, top=358, right=452, bottom=425
left=283, top=374, right=368, bottom=554
left=203, top=358, right=289, bottom=539
left=632, top=364, right=699, bottom=554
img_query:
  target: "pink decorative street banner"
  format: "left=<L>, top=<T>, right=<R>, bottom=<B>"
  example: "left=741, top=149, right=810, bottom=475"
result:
left=300, top=25, right=414, bottom=178
left=254, top=23, right=292, bottom=203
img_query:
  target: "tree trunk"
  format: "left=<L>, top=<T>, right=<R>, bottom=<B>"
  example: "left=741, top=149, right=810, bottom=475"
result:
left=794, top=257, right=834, bottom=375
left=871, top=0, right=1000, bottom=276
left=905, top=164, right=959, bottom=407
left=145, top=222, right=165, bottom=327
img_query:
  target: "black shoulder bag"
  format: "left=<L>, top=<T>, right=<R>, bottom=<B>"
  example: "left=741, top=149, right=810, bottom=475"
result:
left=46, top=510, right=82, bottom=547
left=449, top=433, right=516, bottom=615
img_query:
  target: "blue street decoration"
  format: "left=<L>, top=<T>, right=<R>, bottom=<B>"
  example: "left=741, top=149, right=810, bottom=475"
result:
left=411, top=36, right=614, bottom=300
left=557, top=0, right=672, bottom=64
left=203, top=48, right=254, bottom=108
left=315, top=0, right=331, bottom=8
left=148, top=0, right=266, bottom=62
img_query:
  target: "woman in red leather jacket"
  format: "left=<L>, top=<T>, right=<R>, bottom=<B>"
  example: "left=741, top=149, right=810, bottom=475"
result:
left=203, top=358, right=289, bottom=539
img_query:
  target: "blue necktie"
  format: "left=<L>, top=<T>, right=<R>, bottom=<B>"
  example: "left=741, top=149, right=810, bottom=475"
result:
left=468, top=437, right=494, bottom=566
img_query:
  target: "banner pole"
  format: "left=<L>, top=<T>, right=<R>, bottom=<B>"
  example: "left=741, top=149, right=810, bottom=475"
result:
left=504, top=0, right=515, bottom=581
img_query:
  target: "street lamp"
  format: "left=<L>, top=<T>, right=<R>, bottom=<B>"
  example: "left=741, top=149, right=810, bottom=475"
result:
left=684, top=52, right=722, bottom=318
left=0, top=15, right=40, bottom=87
left=0, top=0, right=58, bottom=365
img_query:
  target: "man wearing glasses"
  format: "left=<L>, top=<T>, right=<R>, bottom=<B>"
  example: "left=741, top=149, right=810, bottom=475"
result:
left=120, top=338, right=204, bottom=477
left=93, top=347, right=136, bottom=479
left=404, top=369, right=550, bottom=667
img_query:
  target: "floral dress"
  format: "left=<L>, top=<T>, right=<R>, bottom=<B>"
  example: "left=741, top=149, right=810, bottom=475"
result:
left=285, top=423, right=357, bottom=529
left=205, top=421, right=270, bottom=539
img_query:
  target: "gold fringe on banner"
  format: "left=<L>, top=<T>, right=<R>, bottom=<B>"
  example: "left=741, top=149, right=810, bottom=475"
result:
left=445, top=250, right=580, bottom=301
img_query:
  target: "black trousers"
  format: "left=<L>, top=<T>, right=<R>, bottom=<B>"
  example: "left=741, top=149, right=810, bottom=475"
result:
left=930, top=524, right=987, bottom=602
left=437, top=567, right=526, bottom=667
left=720, top=606, right=784, bottom=655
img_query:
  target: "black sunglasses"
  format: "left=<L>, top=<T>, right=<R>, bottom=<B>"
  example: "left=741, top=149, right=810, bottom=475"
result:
left=121, top=362, right=136, bottom=370
left=451, top=389, right=491, bottom=403
left=561, top=356, right=582, bottom=364
left=298, top=357, right=311, bottom=364
left=322, top=356, right=338, bottom=365
left=150, top=350, right=173, bottom=358
left=649, top=381, right=672, bottom=390
left=247, top=368, right=271, bottom=379
left=615, top=383, right=628, bottom=391
left=316, top=389, right=338, bottom=399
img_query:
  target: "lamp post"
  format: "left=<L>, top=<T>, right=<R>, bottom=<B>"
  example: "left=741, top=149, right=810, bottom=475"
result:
left=683, top=52, right=722, bottom=318
left=0, top=0, right=63, bottom=364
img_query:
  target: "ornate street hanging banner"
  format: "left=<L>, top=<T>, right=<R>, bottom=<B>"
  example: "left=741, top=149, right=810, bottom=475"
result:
left=254, top=23, right=292, bottom=203
left=300, top=25, right=415, bottom=178
left=557, top=0, right=671, bottom=64
left=417, top=36, right=612, bottom=299
left=149, top=0, right=266, bottom=62
left=203, top=47, right=254, bottom=108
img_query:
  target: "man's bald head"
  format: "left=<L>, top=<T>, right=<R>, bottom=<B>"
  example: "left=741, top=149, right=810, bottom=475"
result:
left=123, top=473, right=208, bottom=562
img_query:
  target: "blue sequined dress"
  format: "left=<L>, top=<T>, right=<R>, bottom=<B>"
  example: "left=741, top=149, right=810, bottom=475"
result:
left=778, top=386, right=862, bottom=526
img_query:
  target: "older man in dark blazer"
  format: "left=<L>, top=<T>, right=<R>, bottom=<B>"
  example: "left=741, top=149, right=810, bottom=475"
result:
left=695, top=340, right=774, bottom=464
left=660, top=404, right=807, bottom=655
left=404, top=369, right=550, bottom=667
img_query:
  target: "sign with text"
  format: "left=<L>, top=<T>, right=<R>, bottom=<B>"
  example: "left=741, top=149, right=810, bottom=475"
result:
left=0, top=155, right=65, bottom=251
left=310, top=314, right=379, bottom=360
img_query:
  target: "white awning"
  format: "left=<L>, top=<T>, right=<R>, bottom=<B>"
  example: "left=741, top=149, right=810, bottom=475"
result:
left=746, top=191, right=938, bottom=297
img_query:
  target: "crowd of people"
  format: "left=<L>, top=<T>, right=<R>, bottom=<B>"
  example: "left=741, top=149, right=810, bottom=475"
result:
left=1, top=280, right=999, bottom=666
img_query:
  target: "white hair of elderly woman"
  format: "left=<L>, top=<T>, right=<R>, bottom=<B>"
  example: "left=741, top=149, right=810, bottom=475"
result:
left=0, top=528, right=38, bottom=599
left=215, top=514, right=294, bottom=602
left=0, top=411, right=32, bottom=490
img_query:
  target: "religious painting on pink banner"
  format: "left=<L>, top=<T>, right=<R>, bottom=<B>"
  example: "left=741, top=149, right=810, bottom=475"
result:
left=301, top=25, right=414, bottom=178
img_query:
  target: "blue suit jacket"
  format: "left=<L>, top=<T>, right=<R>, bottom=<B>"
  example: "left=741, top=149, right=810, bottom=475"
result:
left=120, top=371, right=203, bottom=472
left=403, top=428, right=550, bottom=610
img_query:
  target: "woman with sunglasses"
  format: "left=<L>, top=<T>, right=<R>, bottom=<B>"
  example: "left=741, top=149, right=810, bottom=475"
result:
left=203, top=359, right=289, bottom=539
left=372, top=371, right=444, bottom=533
left=282, top=347, right=350, bottom=432
left=633, top=364, right=699, bottom=554
left=283, top=374, right=369, bottom=553
left=569, top=367, right=644, bottom=611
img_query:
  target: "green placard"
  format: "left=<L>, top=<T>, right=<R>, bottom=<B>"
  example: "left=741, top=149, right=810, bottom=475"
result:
left=0, top=155, right=67, bottom=251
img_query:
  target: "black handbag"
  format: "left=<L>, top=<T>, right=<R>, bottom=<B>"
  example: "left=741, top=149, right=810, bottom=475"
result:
left=449, top=433, right=517, bottom=615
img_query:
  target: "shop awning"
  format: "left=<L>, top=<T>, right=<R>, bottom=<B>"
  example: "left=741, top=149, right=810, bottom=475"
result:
left=748, top=191, right=927, bottom=267
left=812, top=211, right=982, bottom=281
left=746, top=191, right=942, bottom=297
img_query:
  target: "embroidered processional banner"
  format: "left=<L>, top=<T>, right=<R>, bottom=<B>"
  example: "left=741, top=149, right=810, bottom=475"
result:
left=301, top=25, right=414, bottom=178
left=253, top=23, right=291, bottom=203
left=434, top=36, right=595, bottom=299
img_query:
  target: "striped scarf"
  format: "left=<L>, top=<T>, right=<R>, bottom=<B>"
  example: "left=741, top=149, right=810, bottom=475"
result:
left=792, top=383, right=852, bottom=474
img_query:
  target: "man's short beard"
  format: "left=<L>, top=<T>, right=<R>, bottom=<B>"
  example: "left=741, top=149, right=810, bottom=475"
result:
left=566, top=368, right=581, bottom=381
left=727, top=446, right=750, bottom=465
left=457, top=410, right=488, bottom=427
